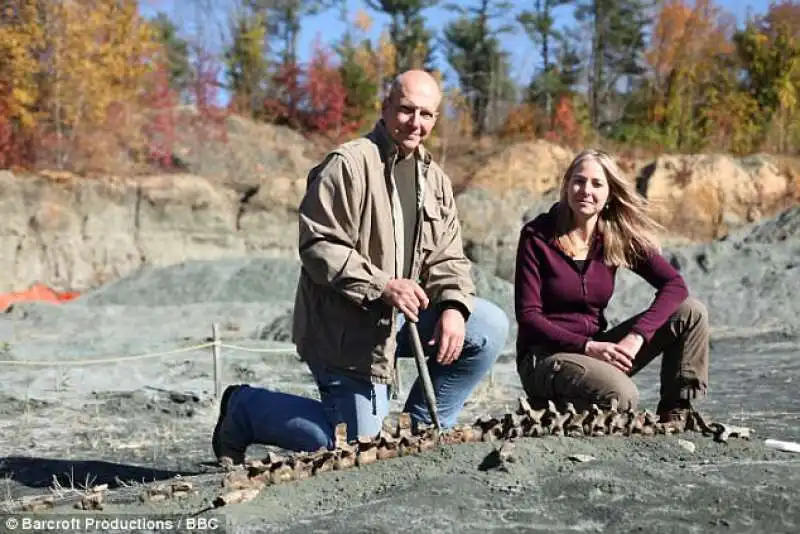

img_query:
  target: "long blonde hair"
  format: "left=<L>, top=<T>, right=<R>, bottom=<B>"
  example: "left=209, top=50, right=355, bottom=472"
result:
left=555, top=149, right=663, bottom=268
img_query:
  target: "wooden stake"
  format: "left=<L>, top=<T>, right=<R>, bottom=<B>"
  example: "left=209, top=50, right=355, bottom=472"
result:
left=212, top=322, right=221, bottom=399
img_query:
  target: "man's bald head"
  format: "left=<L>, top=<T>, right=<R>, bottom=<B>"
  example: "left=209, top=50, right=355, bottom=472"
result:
left=386, top=70, right=442, bottom=108
left=382, top=69, right=442, bottom=156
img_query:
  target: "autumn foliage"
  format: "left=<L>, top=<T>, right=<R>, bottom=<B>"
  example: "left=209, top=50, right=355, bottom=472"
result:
left=0, top=0, right=227, bottom=174
left=264, top=46, right=360, bottom=142
left=1, top=0, right=800, bottom=177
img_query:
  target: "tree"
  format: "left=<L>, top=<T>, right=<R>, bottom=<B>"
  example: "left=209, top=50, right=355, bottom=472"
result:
left=734, top=15, right=800, bottom=152
left=263, top=44, right=354, bottom=140
left=518, top=0, right=576, bottom=117
left=305, top=45, right=353, bottom=137
left=442, top=0, right=516, bottom=137
left=644, top=0, right=736, bottom=150
left=0, top=0, right=43, bottom=167
left=365, top=0, right=439, bottom=73
left=32, top=0, right=158, bottom=171
left=575, top=0, right=652, bottom=129
left=247, top=0, right=335, bottom=66
left=148, top=12, right=191, bottom=101
left=225, top=11, right=270, bottom=118
left=335, top=9, right=380, bottom=130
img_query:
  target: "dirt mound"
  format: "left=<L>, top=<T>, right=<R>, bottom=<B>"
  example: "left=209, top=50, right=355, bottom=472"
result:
left=173, top=111, right=317, bottom=193
left=728, top=205, right=800, bottom=244
left=76, top=256, right=516, bottom=313
left=466, top=139, right=574, bottom=193
left=88, top=389, right=210, bottom=418
left=257, top=307, right=295, bottom=342
left=638, top=153, right=793, bottom=240
left=77, top=258, right=302, bottom=306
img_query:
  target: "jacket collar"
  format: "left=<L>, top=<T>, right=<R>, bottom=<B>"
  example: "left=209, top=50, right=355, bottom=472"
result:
left=369, top=120, right=432, bottom=171
left=534, top=202, right=604, bottom=260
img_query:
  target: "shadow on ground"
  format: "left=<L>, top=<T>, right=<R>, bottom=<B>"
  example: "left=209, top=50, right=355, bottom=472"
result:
left=0, top=456, right=200, bottom=490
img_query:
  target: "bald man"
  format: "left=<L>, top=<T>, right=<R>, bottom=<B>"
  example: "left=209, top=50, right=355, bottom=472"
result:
left=212, top=70, right=509, bottom=464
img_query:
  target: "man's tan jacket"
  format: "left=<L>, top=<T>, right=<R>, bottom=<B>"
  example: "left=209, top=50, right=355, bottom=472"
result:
left=292, top=121, right=475, bottom=384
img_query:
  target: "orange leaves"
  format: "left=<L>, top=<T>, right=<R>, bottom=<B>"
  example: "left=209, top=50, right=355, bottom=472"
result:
left=0, top=0, right=44, bottom=166
left=647, top=0, right=733, bottom=79
left=0, top=0, right=182, bottom=173
left=547, top=96, right=581, bottom=146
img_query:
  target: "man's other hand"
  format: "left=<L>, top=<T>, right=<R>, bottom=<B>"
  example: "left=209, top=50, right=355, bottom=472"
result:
left=382, top=278, right=429, bottom=321
left=429, top=308, right=466, bottom=365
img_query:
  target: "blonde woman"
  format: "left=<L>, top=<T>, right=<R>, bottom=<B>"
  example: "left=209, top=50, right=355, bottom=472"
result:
left=514, top=149, right=710, bottom=422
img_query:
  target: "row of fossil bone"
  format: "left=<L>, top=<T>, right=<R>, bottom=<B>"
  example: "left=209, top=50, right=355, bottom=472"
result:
left=211, top=397, right=753, bottom=507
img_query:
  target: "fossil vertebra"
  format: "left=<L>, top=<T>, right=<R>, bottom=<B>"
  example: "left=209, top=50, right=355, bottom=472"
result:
left=213, top=398, right=752, bottom=506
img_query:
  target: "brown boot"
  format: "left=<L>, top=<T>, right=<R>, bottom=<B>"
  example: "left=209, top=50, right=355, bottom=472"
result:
left=656, top=398, right=693, bottom=424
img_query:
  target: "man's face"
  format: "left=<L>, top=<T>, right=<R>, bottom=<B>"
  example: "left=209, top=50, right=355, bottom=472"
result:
left=382, top=83, right=440, bottom=155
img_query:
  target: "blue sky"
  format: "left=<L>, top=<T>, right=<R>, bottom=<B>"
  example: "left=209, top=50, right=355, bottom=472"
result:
left=141, top=0, right=773, bottom=95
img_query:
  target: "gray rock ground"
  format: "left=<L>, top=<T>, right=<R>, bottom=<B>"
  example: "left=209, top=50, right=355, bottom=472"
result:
left=0, top=208, right=798, bottom=533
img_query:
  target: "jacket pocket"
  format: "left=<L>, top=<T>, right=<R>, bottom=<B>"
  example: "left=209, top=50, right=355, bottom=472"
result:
left=420, top=193, right=444, bottom=252
left=340, top=304, right=393, bottom=376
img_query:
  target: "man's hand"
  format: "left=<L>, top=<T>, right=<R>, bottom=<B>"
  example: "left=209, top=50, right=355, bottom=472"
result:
left=382, top=278, right=429, bottom=321
left=585, top=340, right=634, bottom=374
left=429, top=308, right=466, bottom=365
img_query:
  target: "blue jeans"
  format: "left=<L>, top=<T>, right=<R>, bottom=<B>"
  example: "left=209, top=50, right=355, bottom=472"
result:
left=224, top=297, right=509, bottom=452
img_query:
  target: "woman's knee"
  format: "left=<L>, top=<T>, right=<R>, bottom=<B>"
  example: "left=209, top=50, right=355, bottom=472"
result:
left=604, top=379, right=640, bottom=411
left=554, top=357, right=639, bottom=411
left=675, top=297, right=709, bottom=326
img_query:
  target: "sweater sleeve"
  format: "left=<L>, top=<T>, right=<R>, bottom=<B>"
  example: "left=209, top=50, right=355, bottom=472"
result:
left=629, top=251, right=689, bottom=342
left=514, top=229, right=591, bottom=353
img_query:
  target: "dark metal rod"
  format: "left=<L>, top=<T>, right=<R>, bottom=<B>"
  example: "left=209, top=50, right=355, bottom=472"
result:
left=407, top=319, right=442, bottom=430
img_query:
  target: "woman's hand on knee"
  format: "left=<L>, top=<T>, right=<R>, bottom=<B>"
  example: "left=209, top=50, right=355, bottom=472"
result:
left=585, top=340, right=633, bottom=374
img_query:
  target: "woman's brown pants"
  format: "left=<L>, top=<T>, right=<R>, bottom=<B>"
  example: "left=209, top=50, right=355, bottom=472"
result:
left=517, top=297, right=710, bottom=412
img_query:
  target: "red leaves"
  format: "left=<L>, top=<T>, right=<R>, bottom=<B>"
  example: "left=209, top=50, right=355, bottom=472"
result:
left=545, top=96, right=580, bottom=146
left=264, top=45, right=359, bottom=142
left=142, top=61, right=177, bottom=168
left=305, top=48, right=349, bottom=135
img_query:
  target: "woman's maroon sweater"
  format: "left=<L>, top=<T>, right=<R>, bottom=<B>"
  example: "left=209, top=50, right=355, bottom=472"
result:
left=514, top=203, right=689, bottom=357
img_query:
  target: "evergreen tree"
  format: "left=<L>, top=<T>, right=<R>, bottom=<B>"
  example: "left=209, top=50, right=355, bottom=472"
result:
left=519, top=0, right=583, bottom=124
left=247, top=0, right=336, bottom=66
left=335, top=31, right=380, bottom=130
left=575, top=0, right=652, bottom=129
left=365, top=0, right=439, bottom=74
left=442, top=0, right=516, bottom=137
left=148, top=12, right=191, bottom=101
left=224, top=11, right=270, bottom=118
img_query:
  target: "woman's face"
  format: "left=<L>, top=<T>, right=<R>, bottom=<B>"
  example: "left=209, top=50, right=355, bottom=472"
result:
left=566, top=158, right=610, bottom=222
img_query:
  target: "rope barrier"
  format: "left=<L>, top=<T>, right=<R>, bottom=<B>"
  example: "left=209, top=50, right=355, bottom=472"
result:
left=0, top=342, right=215, bottom=366
left=0, top=342, right=512, bottom=365
left=217, top=343, right=297, bottom=354
left=0, top=323, right=514, bottom=397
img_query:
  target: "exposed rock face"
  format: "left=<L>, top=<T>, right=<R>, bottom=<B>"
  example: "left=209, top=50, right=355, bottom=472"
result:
left=456, top=148, right=796, bottom=277
left=455, top=187, right=557, bottom=282
left=466, top=139, right=575, bottom=194
left=1, top=132, right=798, bottom=293
left=636, top=154, right=792, bottom=240
left=0, top=171, right=300, bottom=292
left=172, top=112, right=317, bottom=194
